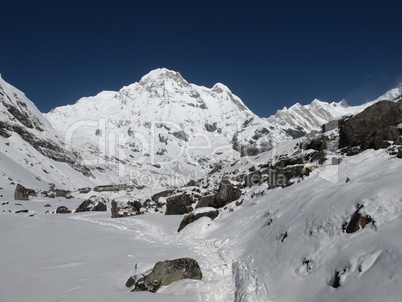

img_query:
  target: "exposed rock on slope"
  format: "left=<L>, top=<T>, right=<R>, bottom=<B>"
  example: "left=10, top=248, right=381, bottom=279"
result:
left=14, top=184, right=36, bottom=200
left=126, top=258, right=202, bottom=293
left=0, top=75, right=92, bottom=177
left=339, top=100, right=402, bottom=152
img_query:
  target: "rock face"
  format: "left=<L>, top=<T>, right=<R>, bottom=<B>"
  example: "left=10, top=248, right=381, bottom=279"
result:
left=165, top=193, right=193, bottom=215
left=75, top=196, right=107, bottom=212
left=339, top=100, right=402, bottom=150
left=177, top=208, right=219, bottom=232
left=14, top=184, right=36, bottom=200
left=127, top=258, right=202, bottom=293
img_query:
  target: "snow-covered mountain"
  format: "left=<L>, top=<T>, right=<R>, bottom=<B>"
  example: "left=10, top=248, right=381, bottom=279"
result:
left=1, top=68, right=400, bottom=190
left=0, top=75, right=105, bottom=192
left=45, top=68, right=398, bottom=184
left=45, top=68, right=283, bottom=170
left=1, top=69, right=402, bottom=302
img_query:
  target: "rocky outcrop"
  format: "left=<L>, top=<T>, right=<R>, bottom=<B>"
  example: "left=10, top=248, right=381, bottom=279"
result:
left=75, top=196, right=107, bottom=212
left=178, top=208, right=219, bottom=232
left=165, top=193, right=193, bottom=215
left=339, top=100, right=402, bottom=151
left=126, top=258, right=202, bottom=292
left=14, top=184, right=36, bottom=200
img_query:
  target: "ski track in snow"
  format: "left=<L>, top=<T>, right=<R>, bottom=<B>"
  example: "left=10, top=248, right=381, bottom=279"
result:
left=70, top=213, right=241, bottom=302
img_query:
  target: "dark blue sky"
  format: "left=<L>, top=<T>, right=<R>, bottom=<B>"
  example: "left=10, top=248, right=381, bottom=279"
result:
left=1, top=0, right=402, bottom=116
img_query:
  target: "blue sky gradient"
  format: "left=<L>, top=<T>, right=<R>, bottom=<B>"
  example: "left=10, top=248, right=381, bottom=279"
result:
left=1, top=0, right=402, bottom=116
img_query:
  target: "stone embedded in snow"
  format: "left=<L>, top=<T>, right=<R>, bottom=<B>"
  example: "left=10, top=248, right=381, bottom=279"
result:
left=165, top=193, right=194, bottom=215
left=177, top=208, right=219, bottom=232
left=196, top=194, right=216, bottom=208
left=151, top=190, right=174, bottom=202
left=111, top=199, right=142, bottom=218
left=213, top=178, right=242, bottom=208
left=56, top=206, right=71, bottom=214
left=126, top=258, right=202, bottom=293
left=75, top=196, right=107, bottom=212
left=14, top=184, right=36, bottom=200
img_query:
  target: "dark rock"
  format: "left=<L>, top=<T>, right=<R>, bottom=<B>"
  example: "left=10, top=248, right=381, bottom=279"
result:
left=15, top=209, right=29, bottom=213
left=56, top=206, right=71, bottom=214
left=165, top=194, right=193, bottom=215
left=178, top=209, right=219, bottom=232
left=75, top=196, right=107, bottom=212
left=186, top=180, right=198, bottom=187
left=44, top=204, right=52, bottom=207
left=241, top=147, right=260, bottom=157
left=285, top=127, right=306, bottom=138
left=322, top=120, right=339, bottom=132
left=339, top=100, right=402, bottom=151
left=397, top=148, right=402, bottom=159
left=205, top=122, right=217, bottom=132
left=213, top=178, right=242, bottom=208
left=111, top=199, right=145, bottom=218
left=172, top=130, right=189, bottom=142
left=196, top=195, right=216, bottom=208
left=344, top=207, right=373, bottom=233
left=55, top=189, right=70, bottom=197
left=310, top=151, right=327, bottom=164
left=332, top=270, right=341, bottom=288
left=128, top=258, right=202, bottom=293
left=151, top=190, right=174, bottom=202
left=244, top=171, right=262, bottom=187
left=301, top=133, right=329, bottom=151
left=14, top=184, right=36, bottom=200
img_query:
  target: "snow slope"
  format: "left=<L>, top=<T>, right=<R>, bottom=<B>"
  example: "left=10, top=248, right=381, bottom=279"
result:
left=1, top=140, right=402, bottom=302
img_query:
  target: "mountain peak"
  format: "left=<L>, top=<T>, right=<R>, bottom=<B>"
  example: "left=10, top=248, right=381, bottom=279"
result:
left=212, top=83, right=231, bottom=94
left=139, top=68, right=187, bottom=86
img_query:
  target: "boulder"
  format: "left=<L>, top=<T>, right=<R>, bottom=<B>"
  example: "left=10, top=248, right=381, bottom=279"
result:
left=178, top=208, right=219, bottom=232
left=55, top=189, right=70, bottom=197
left=56, top=206, right=71, bottom=214
left=127, top=258, right=202, bottom=292
left=213, top=178, right=241, bottom=208
left=339, top=100, right=402, bottom=150
left=15, top=209, right=29, bottom=213
left=244, top=171, right=262, bottom=187
left=75, top=196, right=107, bottom=212
left=343, top=207, right=373, bottom=234
left=165, top=193, right=193, bottom=215
left=151, top=190, right=174, bottom=202
left=14, top=184, right=36, bottom=200
left=398, top=148, right=402, bottom=159
left=111, top=199, right=142, bottom=218
left=196, top=194, right=216, bottom=208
